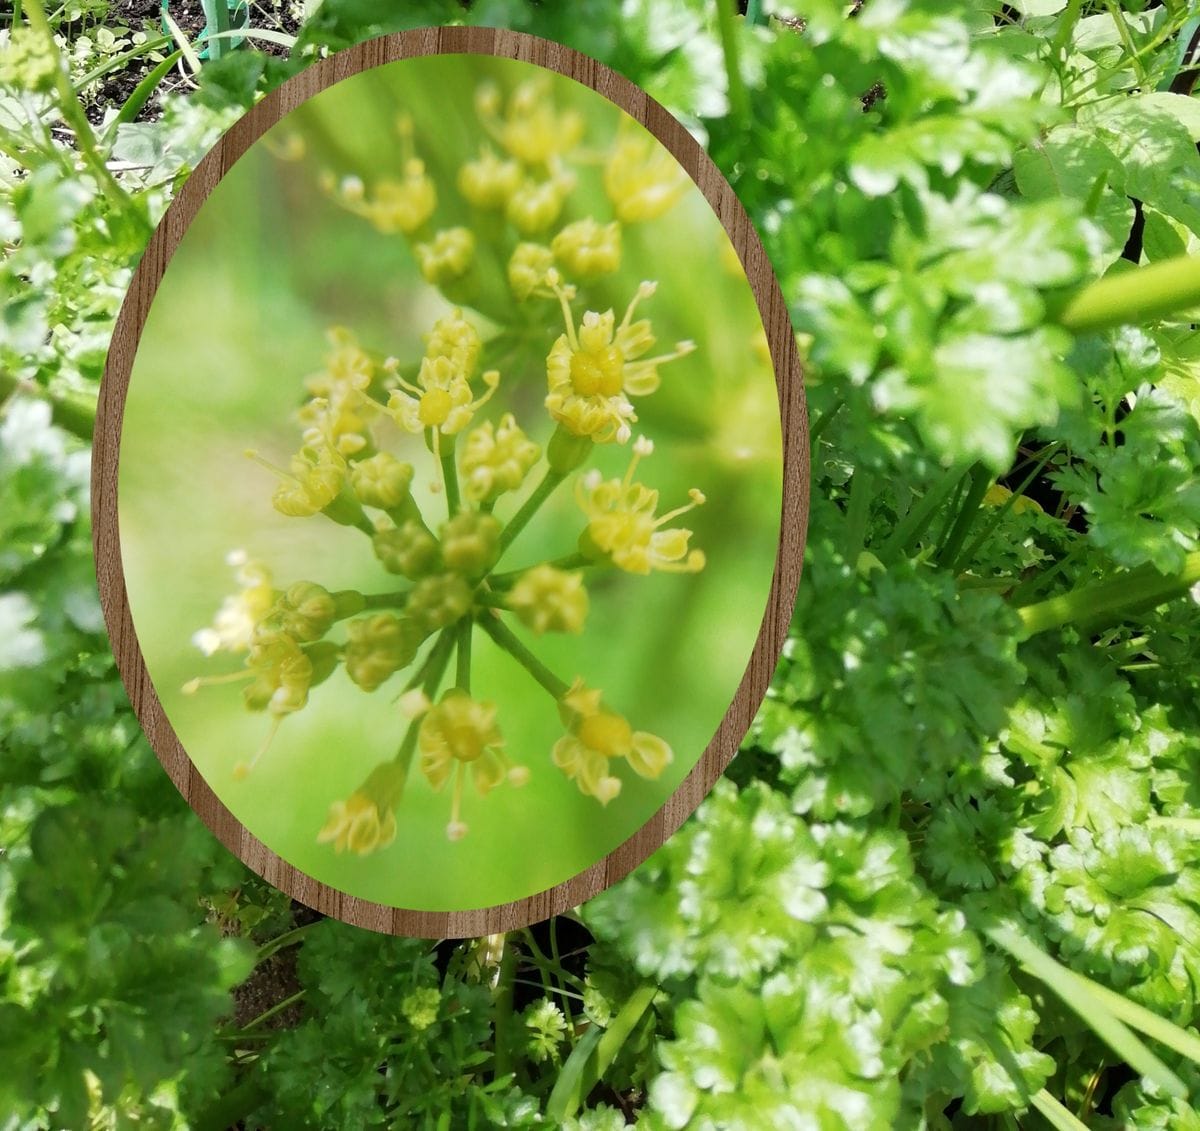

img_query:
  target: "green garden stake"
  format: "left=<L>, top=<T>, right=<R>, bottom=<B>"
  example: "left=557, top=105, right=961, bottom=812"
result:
left=160, top=0, right=249, bottom=62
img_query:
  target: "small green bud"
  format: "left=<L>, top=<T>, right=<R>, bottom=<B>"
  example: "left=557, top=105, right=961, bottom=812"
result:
left=344, top=614, right=422, bottom=692
left=415, top=227, right=475, bottom=285
left=409, top=574, right=473, bottom=633
left=440, top=512, right=502, bottom=577
left=374, top=521, right=441, bottom=579
left=350, top=452, right=415, bottom=510
left=267, top=581, right=337, bottom=642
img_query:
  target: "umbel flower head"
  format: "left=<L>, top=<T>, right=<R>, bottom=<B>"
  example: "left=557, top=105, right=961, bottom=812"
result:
left=419, top=689, right=529, bottom=840
left=603, top=127, right=688, bottom=224
left=387, top=309, right=499, bottom=441
left=325, top=163, right=437, bottom=235
left=576, top=437, right=707, bottom=574
left=506, top=564, right=589, bottom=636
left=476, top=76, right=584, bottom=167
left=192, top=550, right=275, bottom=656
left=553, top=678, right=672, bottom=805
left=298, top=327, right=378, bottom=456
left=318, top=762, right=405, bottom=856
left=459, top=412, right=541, bottom=503
left=545, top=278, right=695, bottom=444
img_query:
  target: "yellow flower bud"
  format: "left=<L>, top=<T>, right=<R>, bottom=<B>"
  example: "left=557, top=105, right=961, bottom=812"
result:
left=458, top=149, right=523, bottom=209
left=423, top=308, right=481, bottom=374
left=506, top=564, right=589, bottom=636
left=350, top=452, right=415, bottom=510
left=373, top=520, right=441, bottom=579
left=478, top=76, right=584, bottom=166
left=242, top=631, right=316, bottom=715
left=460, top=413, right=541, bottom=503
left=507, top=242, right=556, bottom=301
left=328, top=160, right=437, bottom=234
left=344, top=614, right=422, bottom=692
left=440, top=512, right=502, bottom=577
left=372, top=520, right=440, bottom=579
left=408, top=573, right=473, bottom=633
left=251, top=444, right=347, bottom=518
left=415, top=227, right=475, bottom=285
left=265, top=581, right=338, bottom=643
left=506, top=178, right=569, bottom=236
left=551, top=218, right=622, bottom=278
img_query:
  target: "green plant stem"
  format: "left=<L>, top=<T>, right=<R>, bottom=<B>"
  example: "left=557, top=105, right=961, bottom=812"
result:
left=1031, top=1089, right=1091, bottom=1131
left=492, top=936, right=517, bottom=1082
left=107, top=49, right=183, bottom=131
left=957, top=443, right=1060, bottom=570
left=842, top=469, right=875, bottom=560
left=984, top=922, right=1192, bottom=1096
left=937, top=464, right=992, bottom=571
left=23, top=0, right=149, bottom=236
left=255, top=920, right=321, bottom=962
left=1102, top=0, right=1148, bottom=88
left=878, top=463, right=968, bottom=563
left=235, top=989, right=306, bottom=1033
left=487, top=552, right=597, bottom=589
left=496, top=467, right=566, bottom=559
left=808, top=395, right=844, bottom=444
left=715, top=0, right=750, bottom=122
left=476, top=612, right=570, bottom=699
left=1016, top=551, right=1200, bottom=637
left=545, top=982, right=660, bottom=1122
left=193, top=1076, right=267, bottom=1131
left=456, top=617, right=472, bottom=693
left=1058, top=254, right=1200, bottom=334
left=439, top=437, right=460, bottom=518
left=361, top=589, right=409, bottom=610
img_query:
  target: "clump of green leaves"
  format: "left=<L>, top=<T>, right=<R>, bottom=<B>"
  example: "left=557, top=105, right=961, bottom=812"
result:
left=6, top=0, right=1200, bottom=1128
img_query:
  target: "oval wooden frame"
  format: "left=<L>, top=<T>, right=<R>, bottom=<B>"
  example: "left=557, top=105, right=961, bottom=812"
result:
left=94, top=26, right=809, bottom=939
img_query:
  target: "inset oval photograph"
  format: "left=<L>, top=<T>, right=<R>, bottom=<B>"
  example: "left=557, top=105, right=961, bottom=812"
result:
left=98, top=31, right=806, bottom=934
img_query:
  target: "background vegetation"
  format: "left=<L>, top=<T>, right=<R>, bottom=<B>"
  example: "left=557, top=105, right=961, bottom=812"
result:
left=4, top=0, right=1200, bottom=1127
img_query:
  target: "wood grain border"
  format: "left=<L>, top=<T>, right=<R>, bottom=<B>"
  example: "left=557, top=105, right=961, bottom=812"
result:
left=93, top=26, right=808, bottom=938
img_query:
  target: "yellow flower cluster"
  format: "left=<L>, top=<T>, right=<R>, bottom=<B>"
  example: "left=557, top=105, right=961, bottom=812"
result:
left=191, top=71, right=718, bottom=852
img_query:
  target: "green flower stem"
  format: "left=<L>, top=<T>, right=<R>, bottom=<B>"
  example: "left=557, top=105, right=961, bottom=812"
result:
left=360, top=589, right=410, bottom=611
left=456, top=617, right=472, bottom=693
left=232, top=989, right=306, bottom=1034
left=715, top=0, right=750, bottom=122
left=23, top=0, right=149, bottom=236
left=1058, top=253, right=1200, bottom=334
left=255, top=921, right=321, bottom=962
left=408, top=628, right=456, bottom=695
left=984, top=921, right=1195, bottom=1095
left=492, top=935, right=517, bottom=1082
left=956, top=442, right=1060, bottom=570
left=476, top=612, right=570, bottom=699
left=487, top=552, right=596, bottom=590
left=1030, top=1089, right=1091, bottom=1131
left=545, top=981, right=660, bottom=1122
left=878, top=463, right=969, bottom=563
left=808, top=395, right=845, bottom=445
left=439, top=436, right=461, bottom=518
left=1016, top=551, right=1200, bottom=638
left=842, top=468, right=875, bottom=560
left=495, top=467, right=567, bottom=560
left=936, top=463, right=992, bottom=571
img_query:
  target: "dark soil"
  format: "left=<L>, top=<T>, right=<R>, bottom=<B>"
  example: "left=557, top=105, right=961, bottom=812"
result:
left=76, top=0, right=302, bottom=124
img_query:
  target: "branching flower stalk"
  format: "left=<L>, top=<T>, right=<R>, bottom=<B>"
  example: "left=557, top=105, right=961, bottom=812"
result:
left=185, top=77, right=704, bottom=850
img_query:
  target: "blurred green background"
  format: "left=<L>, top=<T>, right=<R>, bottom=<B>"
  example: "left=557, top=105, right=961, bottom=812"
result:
left=119, top=55, right=782, bottom=911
